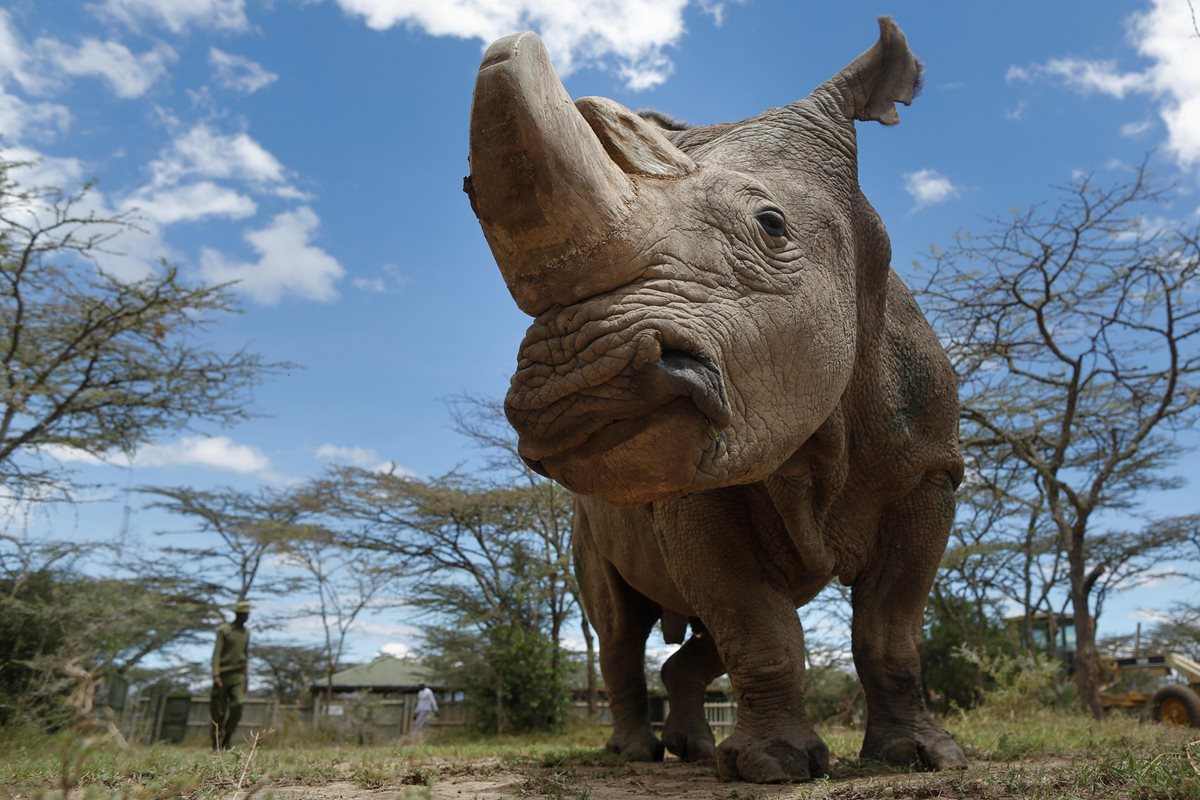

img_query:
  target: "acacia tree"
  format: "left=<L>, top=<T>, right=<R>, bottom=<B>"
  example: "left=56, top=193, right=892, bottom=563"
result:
left=447, top=395, right=590, bottom=713
left=252, top=642, right=325, bottom=703
left=936, top=451, right=1044, bottom=651
left=142, top=485, right=305, bottom=604
left=315, top=467, right=571, bottom=732
left=1125, top=514, right=1200, bottom=659
left=0, top=534, right=219, bottom=725
left=280, top=526, right=397, bottom=710
left=0, top=154, right=274, bottom=502
left=917, top=165, right=1200, bottom=717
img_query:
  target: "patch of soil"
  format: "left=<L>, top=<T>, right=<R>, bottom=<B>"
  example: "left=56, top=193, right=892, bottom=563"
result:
left=241, top=756, right=1095, bottom=800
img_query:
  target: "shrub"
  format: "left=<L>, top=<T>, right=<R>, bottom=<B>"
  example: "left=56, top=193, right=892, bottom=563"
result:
left=957, top=646, right=1071, bottom=717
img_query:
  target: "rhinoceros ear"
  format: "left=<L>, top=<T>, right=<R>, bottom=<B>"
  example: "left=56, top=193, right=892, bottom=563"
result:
left=812, top=16, right=921, bottom=126
left=576, top=96, right=696, bottom=177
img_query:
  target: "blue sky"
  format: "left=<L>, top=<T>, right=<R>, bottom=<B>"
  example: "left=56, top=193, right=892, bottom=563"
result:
left=2, top=0, right=1198, bottom=661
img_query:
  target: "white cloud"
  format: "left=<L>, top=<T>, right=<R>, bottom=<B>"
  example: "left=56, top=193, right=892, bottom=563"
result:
left=149, top=124, right=289, bottom=189
left=380, top=642, right=412, bottom=659
left=315, top=443, right=416, bottom=476
left=316, top=443, right=381, bottom=468
left=1007, top=59, right=1149, bottom=99
left=136, top=436, right=270, bottom=472
left=1120, top=119, right=1154, bottom=137
left=0, top=91, right=70, bottom=141
left=40, top=444, right=106, bottom=466
left=128, top=180, right=257, bottom=224
left=0, top=10, right=41, bottom=94
left=94, top=0, right=250, bottom=33
left=1130, top=0, right=1200, bottom=168
left=352, top=276, right=386, bottom=292
left=1004, top=100, right=1025, bottom=121
left=351, top=263, right=406, bottom=293
left=200, top=207, right=345, bottom=304
left=209, top=48, right=277, bottom=94
left=1129, top=607, right=1172, bottom=624
left=1008, top=0, right=1200, bottom=170
left=696, top=0, right=742, bottom=27
left=329, top=0, right=731, bottom=91
left=5, top=146, right=86, bottom=197
left=903, top=168, right=960, bottom=209
left=1, top=11, right=172, bottom=103
left=34, top=37, right=175, bottom=99
left=4, top=147, right=169, bottom=281
left=44, top=435, right=271, bottom=474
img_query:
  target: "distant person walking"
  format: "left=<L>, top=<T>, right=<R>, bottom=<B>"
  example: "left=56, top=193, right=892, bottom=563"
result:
left=210, top=600, right=251, bottom=751
left=412, top=682, right=438, bottom=742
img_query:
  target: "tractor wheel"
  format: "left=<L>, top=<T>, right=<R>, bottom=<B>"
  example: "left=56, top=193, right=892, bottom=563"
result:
left=1150, top=684, right=1200, bottom=727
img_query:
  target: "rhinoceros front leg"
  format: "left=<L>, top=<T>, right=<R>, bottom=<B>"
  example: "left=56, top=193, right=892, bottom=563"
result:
left=574, top=505, right=663, bottom=762
left=653, top=491, right=828, bottom=783
left=852, top=471, right=967, bottom=770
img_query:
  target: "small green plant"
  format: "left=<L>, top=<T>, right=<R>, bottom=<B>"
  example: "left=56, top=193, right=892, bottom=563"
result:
left=517, top=766, right=576, bottom=798
left=956, top=646, right=1066, bottom=717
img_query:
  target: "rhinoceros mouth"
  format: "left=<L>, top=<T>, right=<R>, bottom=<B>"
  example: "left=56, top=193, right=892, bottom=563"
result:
left=514, top=348, right=730, bottom=473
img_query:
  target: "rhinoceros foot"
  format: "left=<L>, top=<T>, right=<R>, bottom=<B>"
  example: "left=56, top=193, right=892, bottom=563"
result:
left=715, top=729, right=829, bottom=783
left=605, top=730, right=663, bottom=762
left=861, top=721, right=967, bottom=771
left=662, top=716, right=715, bottom=762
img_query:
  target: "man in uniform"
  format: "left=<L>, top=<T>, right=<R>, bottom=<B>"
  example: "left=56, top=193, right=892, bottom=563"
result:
left=210, top=599, right=250, bottom=751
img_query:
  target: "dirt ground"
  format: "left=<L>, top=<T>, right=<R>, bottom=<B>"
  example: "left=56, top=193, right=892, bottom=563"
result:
left=256, top=755, right=1089, bottom=800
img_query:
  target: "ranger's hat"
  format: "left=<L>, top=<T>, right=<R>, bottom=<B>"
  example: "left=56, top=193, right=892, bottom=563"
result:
left=234, top=600, right=251, bottom=613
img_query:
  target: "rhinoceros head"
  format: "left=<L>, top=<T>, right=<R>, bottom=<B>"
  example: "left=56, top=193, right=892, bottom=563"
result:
left=467, top=18, right=921, bottom=505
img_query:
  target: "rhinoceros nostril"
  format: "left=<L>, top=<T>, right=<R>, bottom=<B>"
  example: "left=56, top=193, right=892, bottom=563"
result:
left=657, top=349, right=732, bottom=428
left=660, top=348, right=714, bottom=372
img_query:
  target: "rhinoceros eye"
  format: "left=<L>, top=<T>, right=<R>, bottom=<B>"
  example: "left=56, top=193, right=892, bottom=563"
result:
left=754, top=209, right=787, bottom=239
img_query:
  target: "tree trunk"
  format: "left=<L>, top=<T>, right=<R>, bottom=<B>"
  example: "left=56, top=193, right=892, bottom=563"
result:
left=550, top=614, right=563, bottom=726
left=495, top=676, right=504, bottom=735
left=1065, top=533, right=1103, bottom=719
left=325, top=664, right=334, bottom=720
left=581, top=614, right=598, bottom=720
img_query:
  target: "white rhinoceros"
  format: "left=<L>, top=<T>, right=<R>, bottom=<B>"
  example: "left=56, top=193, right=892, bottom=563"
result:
left=465, top=17, right=967, bottom=783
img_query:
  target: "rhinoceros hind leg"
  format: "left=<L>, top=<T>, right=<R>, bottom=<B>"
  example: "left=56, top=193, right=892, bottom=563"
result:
left=605, top=729, right=664, bottom=762
left=661, top=629, right=723, bottom=762
left=852, top=472, right=967, bottom=772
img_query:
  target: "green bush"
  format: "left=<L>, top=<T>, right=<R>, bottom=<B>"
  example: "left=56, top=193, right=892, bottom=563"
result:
left=0, top=571, right=73, bottom=728
left=921, top=596, right=1013, bottom=711
left=465, top=623, right=567, bottom=735
left=804, top=665, right=863, bottom=725
left=957, top=647, right=1071, bottom=717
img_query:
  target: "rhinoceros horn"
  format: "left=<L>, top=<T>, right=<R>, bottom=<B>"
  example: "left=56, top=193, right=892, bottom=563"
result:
left=809, top=15, right=921, bottom=126
left=467, top=32, right=695, bottom=312
left=467, top=33, right=635, bottom=293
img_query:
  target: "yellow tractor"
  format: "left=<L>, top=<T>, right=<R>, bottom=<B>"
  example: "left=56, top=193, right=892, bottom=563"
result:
left=1011, top=613, right=1200, bottom=727
left=1099, top=652, right=1200, bottom=727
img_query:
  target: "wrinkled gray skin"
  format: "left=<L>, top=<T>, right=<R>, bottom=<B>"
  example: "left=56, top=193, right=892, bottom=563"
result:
left=466, top=17, right=968, bottom=783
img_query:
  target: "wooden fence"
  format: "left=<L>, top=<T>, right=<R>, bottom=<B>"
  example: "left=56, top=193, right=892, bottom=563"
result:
left=124, top=693, right=737, bottom=745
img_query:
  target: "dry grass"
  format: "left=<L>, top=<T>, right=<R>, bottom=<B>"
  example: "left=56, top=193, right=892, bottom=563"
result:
left=0, top=711, right=1196, bottom=800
